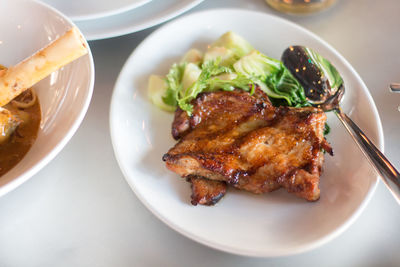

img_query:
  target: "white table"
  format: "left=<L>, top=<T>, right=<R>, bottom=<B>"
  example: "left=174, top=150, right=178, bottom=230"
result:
left=1, top=0, right=400, bottom=266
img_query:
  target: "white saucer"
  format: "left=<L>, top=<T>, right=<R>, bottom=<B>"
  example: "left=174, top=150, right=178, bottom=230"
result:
left=74, top=0, right=204, bottom=41
left=41, top=0, right=152, bottom=21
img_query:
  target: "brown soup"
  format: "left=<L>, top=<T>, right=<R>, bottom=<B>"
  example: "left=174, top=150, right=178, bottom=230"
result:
left=0, top=92, right=41, bottom=176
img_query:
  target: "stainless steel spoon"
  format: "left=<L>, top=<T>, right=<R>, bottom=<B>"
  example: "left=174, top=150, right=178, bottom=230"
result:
left=282, top=45, right=400, bottom=204
left=390, top=83, right=400, bottom=92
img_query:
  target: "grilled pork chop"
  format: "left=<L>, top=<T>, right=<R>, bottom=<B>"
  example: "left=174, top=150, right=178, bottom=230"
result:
left=163, top=88, right=331, bottom=204
left=187, top=175, right=227, bottom=206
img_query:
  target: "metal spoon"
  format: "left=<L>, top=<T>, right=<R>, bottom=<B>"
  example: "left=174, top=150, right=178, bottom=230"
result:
left=390, top=83, right=400, bottom=92
left=282, top=45, right=400, bottom=204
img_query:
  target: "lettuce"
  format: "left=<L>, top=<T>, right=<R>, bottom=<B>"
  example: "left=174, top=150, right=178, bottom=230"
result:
left=177, top=60, right=238, bottom=114
left=162, top=63, right=185, bottom=107
left=234, top=50, right=308, bottom=107
left=203, top=46, right=237, bottom=67
left=233, top=50, right=281, bottom=79
left=149, top=31, right=310, bottom=114
left=147, top=75, right=176, bottom=112
left=304, top=47, right=343, bottom=92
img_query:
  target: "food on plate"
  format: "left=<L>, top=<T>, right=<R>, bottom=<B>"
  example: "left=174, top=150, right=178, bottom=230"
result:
left=0, top=27, right=87, bottom=106
left=148, top=31, right=309, bottom=115
left=0, top=27, right=87, bottom=176
left=281, top=45, right=343, bottom=106
left=163, top=89, right=332, bottom=203
left=148, top=31, right=332, bottom=205
left=188, top=175, right=227, bottom=206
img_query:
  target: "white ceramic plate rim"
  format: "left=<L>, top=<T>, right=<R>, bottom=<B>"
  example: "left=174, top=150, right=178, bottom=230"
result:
left=62, top=0, right=152, bottom=22
left=110, top=8, right=384, bottom=257
left=75, top=0, right=204, bottom=41
left=0, top=0, right=95, bottom=197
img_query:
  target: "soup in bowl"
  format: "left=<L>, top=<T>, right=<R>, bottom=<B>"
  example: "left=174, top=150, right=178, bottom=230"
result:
left=0, top=0, right=95, bottom=196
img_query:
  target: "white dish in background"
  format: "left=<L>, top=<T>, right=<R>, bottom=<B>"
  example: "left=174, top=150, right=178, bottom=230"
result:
left=0, top=0, right=94, bottom=196
left=109, top=9, right=383, bottom=257
left=74, top=0, right=204, bottom=41
left=41, top=0, right=152, bottom=21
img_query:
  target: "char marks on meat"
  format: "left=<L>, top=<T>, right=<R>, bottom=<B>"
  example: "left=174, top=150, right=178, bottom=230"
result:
left=163, top=88, right=331, bottom=204
left=188, top=175, right=227, bottom=206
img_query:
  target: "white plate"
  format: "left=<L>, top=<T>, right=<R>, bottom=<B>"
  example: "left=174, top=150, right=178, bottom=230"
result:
left=41, top=0, right=152, bottom=21
left=110, top=9, right=384, bottom=257
left=74, top=0, right=204, bottom=41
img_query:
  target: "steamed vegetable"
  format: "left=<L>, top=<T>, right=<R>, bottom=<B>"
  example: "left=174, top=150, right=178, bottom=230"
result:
left=233, top=50, right=281, bottom=78
left=204, top=46, right=236, bottom=67
left=147, top=75, right=176, bottom=112
left=303, top=47, right=343, bottom=92
left=181, top=48, right=203, bottom=65
left=211, top=31, right=254, bottom=58
left=173, top=59, right=253, bottom=114
left=181, top=63, right=202, bottom=91
left=234, top=50, right=308, bottom=107
left=148, top=31, right=309, bottom=114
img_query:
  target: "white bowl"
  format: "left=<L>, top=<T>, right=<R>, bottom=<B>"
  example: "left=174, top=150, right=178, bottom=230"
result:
left=0, top=0, right=94, bottom=196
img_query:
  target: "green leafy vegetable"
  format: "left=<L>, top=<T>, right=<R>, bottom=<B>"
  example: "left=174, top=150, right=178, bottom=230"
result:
left=181, top=63, right=202, bottom=91
left=162, top=63, right=186, bottom=107
left=150, top=31, right=313, bottom=115
left=304, top=47, right=343, bottom=91
left=147, top=75, right=176, bottom=112
left=234, top=50, right=308, bottom=106
left=324, top=123, right=331, bottom=135
left=265, top=66, right=309, bottom=107
left=203, top=46, right=237, bottom=67
left=177, top=59, right=233, bottom=114
left=233, top=50, right=281, bottom=80
left=208, top=73, right=254, bottom=93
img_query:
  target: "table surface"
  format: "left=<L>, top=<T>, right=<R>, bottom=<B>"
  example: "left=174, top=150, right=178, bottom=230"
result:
left=1, top=0, right=400, bottom=266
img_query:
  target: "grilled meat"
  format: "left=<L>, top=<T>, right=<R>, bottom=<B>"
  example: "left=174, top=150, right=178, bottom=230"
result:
left=171, top=88, right=273, bottom=140
left=163, top=88, right=331, bottom=203
left=188, top=175, right=227, bottom=206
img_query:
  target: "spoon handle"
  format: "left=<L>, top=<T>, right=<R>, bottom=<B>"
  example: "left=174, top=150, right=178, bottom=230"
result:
left=335, top=107, right=400, bottom=204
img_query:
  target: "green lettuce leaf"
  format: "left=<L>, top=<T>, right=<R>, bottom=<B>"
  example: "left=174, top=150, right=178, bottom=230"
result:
left=234, top=50, right=308, bottom=107
left=162, top=63, right=186, bottom=107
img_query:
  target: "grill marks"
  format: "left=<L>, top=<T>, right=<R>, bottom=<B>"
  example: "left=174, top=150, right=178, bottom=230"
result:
left=188, top=176, right=227, bottom=206
left=163, top=88, right=331, bottom=205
